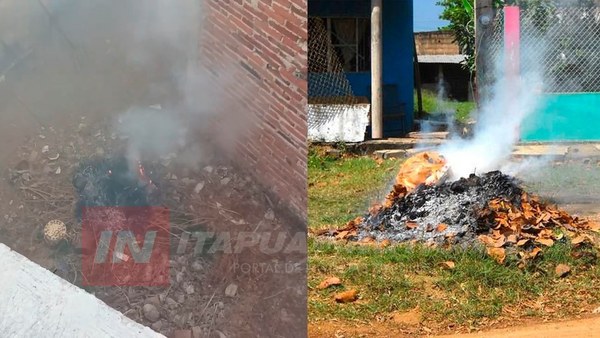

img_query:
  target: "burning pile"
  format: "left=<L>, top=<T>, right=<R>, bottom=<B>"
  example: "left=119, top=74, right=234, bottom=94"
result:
left=331, top=151, right=598, bottom=262
left=72, top=156, right=161, bottom=220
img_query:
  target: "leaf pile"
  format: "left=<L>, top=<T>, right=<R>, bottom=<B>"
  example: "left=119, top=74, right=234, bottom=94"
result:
left=477, top=192, right=599, bottom=264
left=324, top=170, right=599, bottom=265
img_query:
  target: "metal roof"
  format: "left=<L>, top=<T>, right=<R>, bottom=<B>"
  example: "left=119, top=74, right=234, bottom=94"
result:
left=417, top=54, right=467, bottom=64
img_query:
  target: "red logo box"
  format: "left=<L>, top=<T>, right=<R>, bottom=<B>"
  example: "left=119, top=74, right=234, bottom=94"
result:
left=81, top=206, right=170, bottom=286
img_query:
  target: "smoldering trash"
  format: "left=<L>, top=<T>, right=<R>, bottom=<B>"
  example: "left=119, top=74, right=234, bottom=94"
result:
left=324, top=151, right=599, bottom=264
left=72, top=156, right=161, bottom=220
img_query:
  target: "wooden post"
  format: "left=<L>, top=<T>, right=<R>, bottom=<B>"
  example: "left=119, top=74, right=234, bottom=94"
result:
left=371, top=0, right=383, bottom=139
left=413, top=35, right=423, bottom=119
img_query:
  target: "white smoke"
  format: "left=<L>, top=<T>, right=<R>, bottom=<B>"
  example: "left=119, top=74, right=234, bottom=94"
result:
left=0, top=0, right=241, bottom=172
left=105, top=0, right=247, bottom=172
left=438, top=26, right=547, bottom=180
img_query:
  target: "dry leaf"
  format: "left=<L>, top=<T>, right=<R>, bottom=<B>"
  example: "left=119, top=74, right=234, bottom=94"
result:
left=406, top=221, right=418, bottom=229
left=379, top=239, right=392, bottom=248
left=506, top=234, right=518, bottom=244
left=478, top=235, right=495, bottom=247
left=516, top=239, right=529, bottom=246
left=335, top=231, right=349, bottom=240
left=440, top=261, right=455, bottom=270
left=478, top=234, right=506, bottom=248
left=571, top=235, right=587, bottom=245
left=318, top=277, right=342, bottom=289
left=555, top=264, right=571, bottom=278
left=436, top=223, right=448, bottom=232
left=589, top=221, right=600, bottom=232
left=536, top=238, right=554, bottom=247
left=493, top=235, right=507, bottom=248
left=529, top=247, right=542, bottom=259
left=487, top=247, right=506, bottom=264
left=334, top=289, right=358, bottom=303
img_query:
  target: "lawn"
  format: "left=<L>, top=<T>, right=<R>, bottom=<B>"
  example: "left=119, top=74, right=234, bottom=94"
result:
left=415, top=89, right=476, bottom=122
left=308, top=147, right=399, bottom=231
left=308, top=147, right=600, bottom=335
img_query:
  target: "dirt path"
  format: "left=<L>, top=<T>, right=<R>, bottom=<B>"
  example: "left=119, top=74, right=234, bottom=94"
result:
left=441, top=315, right=600, bottom=338
left=310, top=314, right=600, bottom=337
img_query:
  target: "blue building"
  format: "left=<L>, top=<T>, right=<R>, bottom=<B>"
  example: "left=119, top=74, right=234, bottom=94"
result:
left=308, top=0, right=414, bottom=138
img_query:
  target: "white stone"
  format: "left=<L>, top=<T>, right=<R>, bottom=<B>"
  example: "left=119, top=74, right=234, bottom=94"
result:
left=225, top=283, right=238, bottom=297
left=193, top=182, right=205, bottom=194
left=142, top=304, right=160, bottom=323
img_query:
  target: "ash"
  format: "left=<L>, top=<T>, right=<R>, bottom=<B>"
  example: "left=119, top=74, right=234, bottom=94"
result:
left=72, top=156, right=161, bottom=220
left=359, top=171, right=523, bottom=245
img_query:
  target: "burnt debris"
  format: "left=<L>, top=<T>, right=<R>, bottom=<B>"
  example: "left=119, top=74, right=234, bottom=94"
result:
left=72, top=156, right=161, bottom=220
left=358, top=171, right=523, bottom=244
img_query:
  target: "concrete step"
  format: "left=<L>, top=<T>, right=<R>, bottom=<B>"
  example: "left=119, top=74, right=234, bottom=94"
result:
left=371, top=143, right=600, bottom=160
left=512, top=144, right=570, bottom=158
left=352, top=138, right=445, bottom=154
left=374, top=147, right=438, bottom=159
left=406, top=131, right=449, bottom=139
left=0, top=244, right=163, bottom=337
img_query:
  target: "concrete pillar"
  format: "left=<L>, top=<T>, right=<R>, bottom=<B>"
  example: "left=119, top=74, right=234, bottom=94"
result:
left=371, top=0, right=383, bottom=139
left=475, top=0, right=494, bottom=48
left=475, top=0, right=494, bottom=103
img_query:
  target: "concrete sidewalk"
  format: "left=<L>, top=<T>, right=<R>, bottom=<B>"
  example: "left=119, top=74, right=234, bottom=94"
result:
left=0, top=244, right=163, bottom=338
left=363, top=138, right=600, bottom=160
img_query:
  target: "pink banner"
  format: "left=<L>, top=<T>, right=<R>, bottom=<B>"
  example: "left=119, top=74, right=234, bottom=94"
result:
left=504, top=6, right=520, bottom=80
left=504, top=5, right=520, bottom=140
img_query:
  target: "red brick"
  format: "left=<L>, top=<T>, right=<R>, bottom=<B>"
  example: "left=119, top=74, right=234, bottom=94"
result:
left=200, top=0, right=307, bottom=218
left=268, top=19, right=302, bottom=43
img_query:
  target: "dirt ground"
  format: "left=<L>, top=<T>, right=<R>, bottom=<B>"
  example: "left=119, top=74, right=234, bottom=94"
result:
left=0, top=113, right=306, bottom=337
left=309, top=313, right=600, bottom=337
left=443, top=314, right=600, bottom=337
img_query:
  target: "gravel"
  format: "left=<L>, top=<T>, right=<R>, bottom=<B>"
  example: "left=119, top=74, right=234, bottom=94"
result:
left=142, top=303, right=161, bottom=322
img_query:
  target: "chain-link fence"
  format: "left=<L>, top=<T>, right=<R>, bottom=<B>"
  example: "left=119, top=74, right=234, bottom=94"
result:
left=483, top=5, right=600, bottom=94
left=307, top=17, right=360, bottom=129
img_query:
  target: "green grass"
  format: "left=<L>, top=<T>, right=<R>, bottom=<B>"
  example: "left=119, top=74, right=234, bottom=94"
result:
left=308, top=148, right=600, bottom=331
left=308, top=147, right=400, bottom=230
left=415, top=89, right=476, bottom=122
left=309, top=238, right=600, bottom=325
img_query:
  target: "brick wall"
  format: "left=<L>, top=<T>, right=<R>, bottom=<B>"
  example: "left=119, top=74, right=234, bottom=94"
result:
left=415, top=31, right=460, bottom=56
left=200, top=0, right=307, bottom=220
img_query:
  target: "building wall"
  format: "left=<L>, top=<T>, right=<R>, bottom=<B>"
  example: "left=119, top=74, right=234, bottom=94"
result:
left=415, top=31, right=460, bottom=55
left=308, top=0, right=414, bottom=136
left=522, top=93, right=600, bottom=141
left=200, top=0, right=307, bottom=220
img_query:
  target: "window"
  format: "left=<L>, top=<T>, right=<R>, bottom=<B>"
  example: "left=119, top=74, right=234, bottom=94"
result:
left=308, top=17, right=371, bottom=73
